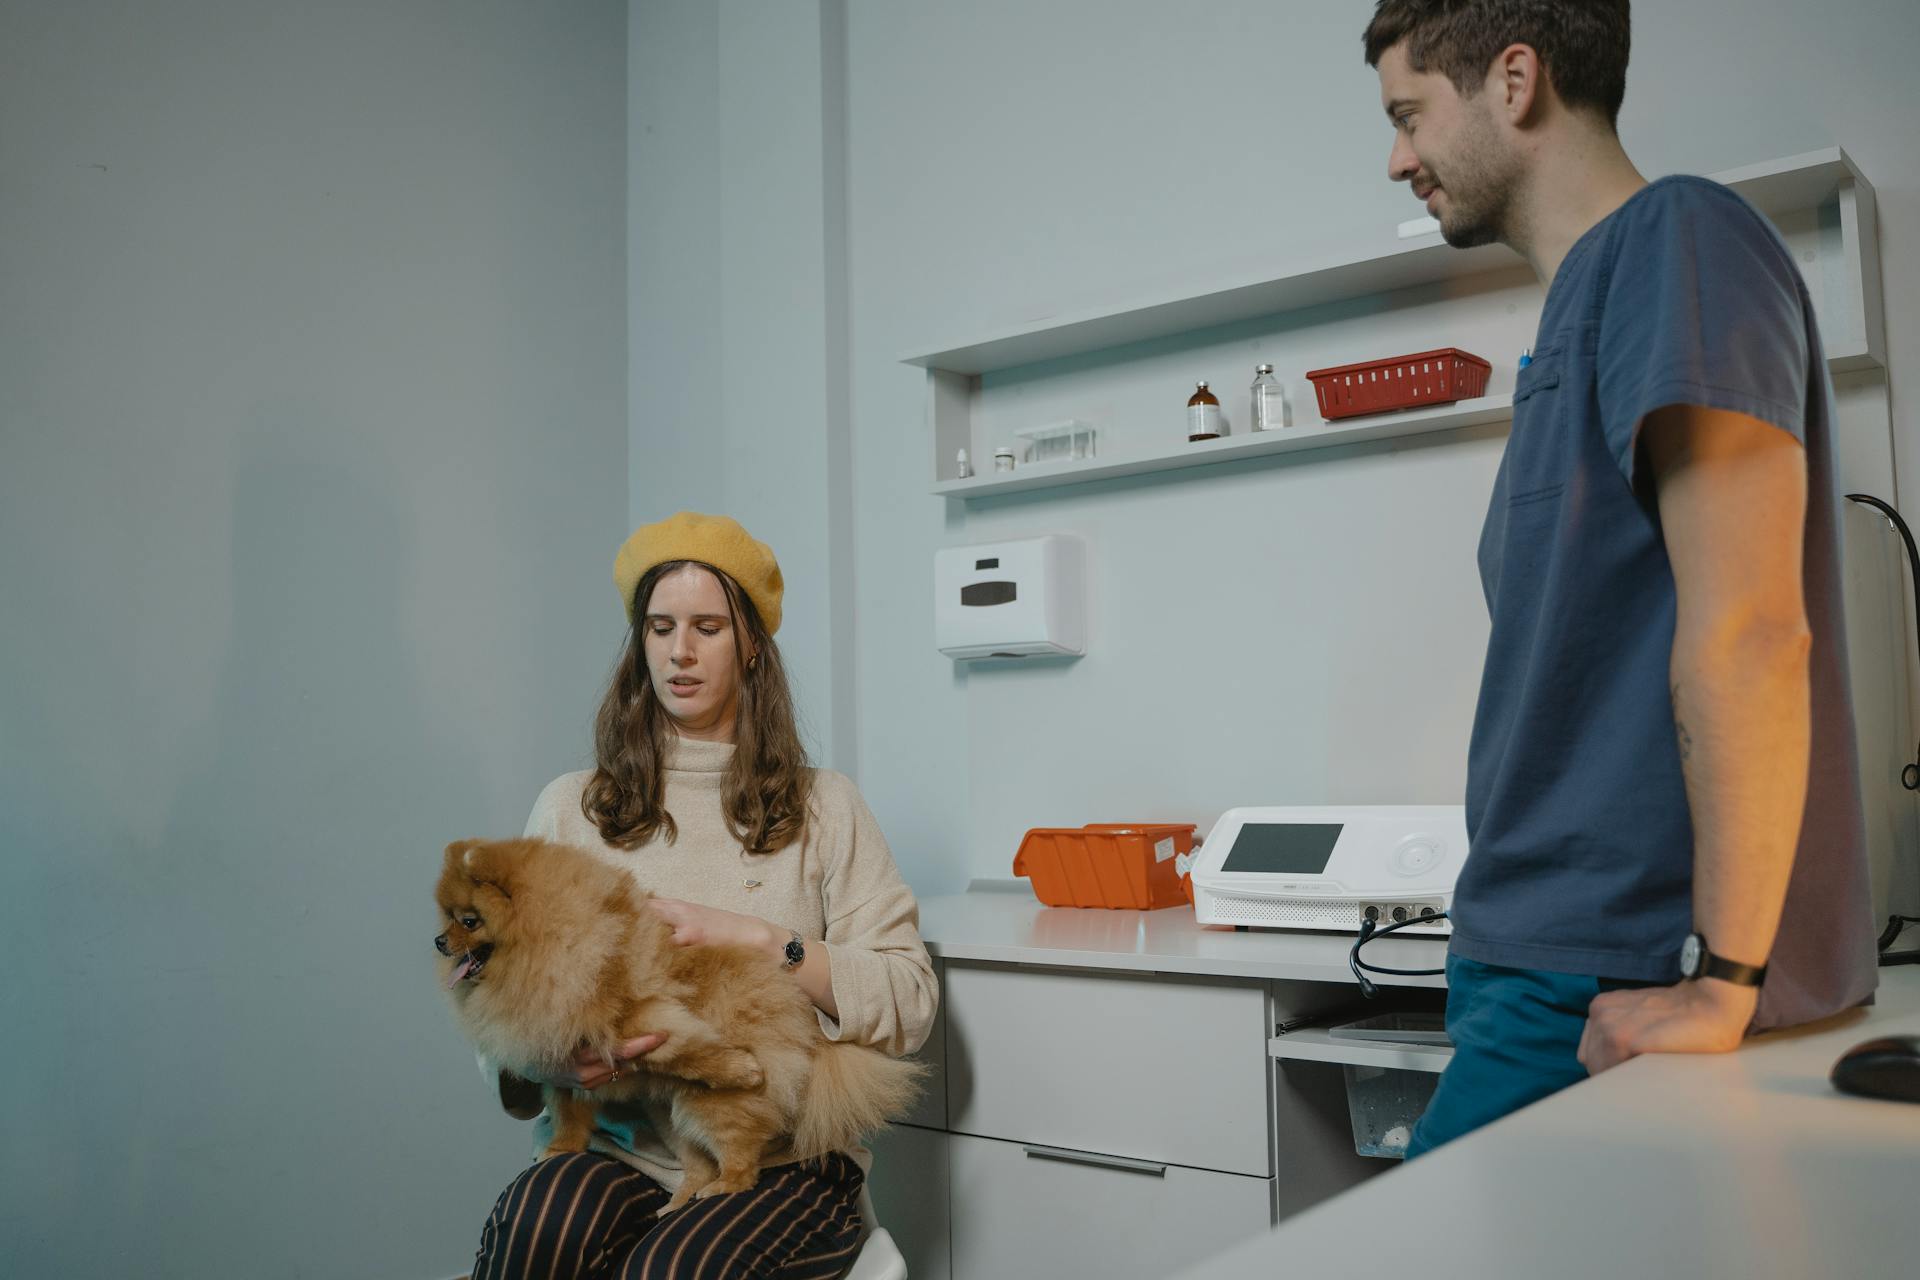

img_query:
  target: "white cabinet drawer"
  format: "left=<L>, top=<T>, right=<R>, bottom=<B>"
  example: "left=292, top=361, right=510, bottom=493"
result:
left=948, top=1132, right=1271, bottom=1280
left=944, top=964, right=1270, bottom=1176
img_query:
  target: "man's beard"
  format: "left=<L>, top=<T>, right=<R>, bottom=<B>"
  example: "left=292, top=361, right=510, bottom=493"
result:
left=1439, top=197, right=1506, bottom=248
left=1433, top=110, right=1520, bottom=249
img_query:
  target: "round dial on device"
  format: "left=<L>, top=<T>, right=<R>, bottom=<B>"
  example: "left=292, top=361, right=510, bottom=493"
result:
left=1391, top=833, right=1446, bottom=877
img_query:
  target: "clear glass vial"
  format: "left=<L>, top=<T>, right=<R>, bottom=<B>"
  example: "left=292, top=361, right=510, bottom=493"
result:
left=1251, top=364, right=1290, bottom=431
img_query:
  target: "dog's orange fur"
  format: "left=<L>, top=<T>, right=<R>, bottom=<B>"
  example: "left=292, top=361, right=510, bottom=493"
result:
left=434, top=836, right=924, bottom=1209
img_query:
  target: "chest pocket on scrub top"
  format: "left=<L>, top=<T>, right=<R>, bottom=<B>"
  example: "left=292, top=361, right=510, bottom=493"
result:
left=1503, top=343, right=1569, bottom=507
left=1479, top=343, right=1570, bottom=601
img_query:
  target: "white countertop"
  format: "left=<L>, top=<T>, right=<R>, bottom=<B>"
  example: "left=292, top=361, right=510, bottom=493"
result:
left=917, top=883, right=1449, bottom=988
left=1173, top=964, right=1920, bottom=1280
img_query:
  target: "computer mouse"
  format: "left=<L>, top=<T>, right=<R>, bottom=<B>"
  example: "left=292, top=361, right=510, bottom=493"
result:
left=1830, top=1034, right=1920, bottom=1103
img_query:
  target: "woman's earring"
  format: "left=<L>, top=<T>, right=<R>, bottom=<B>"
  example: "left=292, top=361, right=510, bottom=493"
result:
left=748, top=653, right=759, bottom=670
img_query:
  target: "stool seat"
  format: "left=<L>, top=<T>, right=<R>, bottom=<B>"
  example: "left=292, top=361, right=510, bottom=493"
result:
left=841, top=1183, right=908, bottom=1280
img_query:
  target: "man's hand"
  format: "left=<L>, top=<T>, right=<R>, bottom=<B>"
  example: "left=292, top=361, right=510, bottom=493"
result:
left=1577, top=979, right=1757, bottom=1074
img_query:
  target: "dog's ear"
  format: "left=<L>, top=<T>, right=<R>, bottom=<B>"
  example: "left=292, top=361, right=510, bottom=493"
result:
left=458, top=839, right=515, bottom=896
left=434, top=844, right=476, bottom=910
left=444, top=839, right=480, bottom=873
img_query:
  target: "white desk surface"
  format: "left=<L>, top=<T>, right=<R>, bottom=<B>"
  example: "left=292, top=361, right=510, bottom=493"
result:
left=916, top=883, right=1449, bottom=987
left=1174, top=964, right=1920, bottom=1280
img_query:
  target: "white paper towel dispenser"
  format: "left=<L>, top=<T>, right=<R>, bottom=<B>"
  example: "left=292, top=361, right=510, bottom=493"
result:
left=934, top=535, right=1086, bottom=660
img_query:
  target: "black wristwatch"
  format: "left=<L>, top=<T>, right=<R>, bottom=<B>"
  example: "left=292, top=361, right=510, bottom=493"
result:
left=781, top=930, right=806, bottom=971
left=1678, top=931, right=1768, bottom=987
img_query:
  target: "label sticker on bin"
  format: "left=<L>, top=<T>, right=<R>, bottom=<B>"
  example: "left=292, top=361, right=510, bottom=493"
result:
left=1155, top=837, right=1175, bottom=863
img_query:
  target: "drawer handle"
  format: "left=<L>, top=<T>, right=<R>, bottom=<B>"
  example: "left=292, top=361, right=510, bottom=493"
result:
left=1021, top=1144, right=1167, bottom=1177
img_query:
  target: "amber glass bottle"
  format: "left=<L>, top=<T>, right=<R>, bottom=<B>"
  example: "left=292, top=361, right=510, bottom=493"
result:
left=1187, top=382, right=1223, bottom=441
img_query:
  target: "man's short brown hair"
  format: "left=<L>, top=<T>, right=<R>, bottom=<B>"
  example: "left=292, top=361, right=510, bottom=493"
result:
left=1363, top=0, right=1631, bottom=128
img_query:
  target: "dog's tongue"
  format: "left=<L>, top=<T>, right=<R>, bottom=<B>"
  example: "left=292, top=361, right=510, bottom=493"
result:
left=447, top=955, right=475, bottom=987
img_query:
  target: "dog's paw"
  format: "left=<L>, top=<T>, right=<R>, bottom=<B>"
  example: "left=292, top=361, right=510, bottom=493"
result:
left=692, top=1173, right=757, bottom=1199
left=659, top=1186, right=696, bottom=1215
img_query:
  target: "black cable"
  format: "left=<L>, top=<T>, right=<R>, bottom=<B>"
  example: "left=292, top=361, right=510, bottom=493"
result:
left=1349, top=911, right=1449, bottom=998
left=1845, top=493, right=1920, bottom=790
left=1845, top=495, right=1920, bottom=962
left=1880, top=914, right=1920, bottom=967
left=1877, top=914, right=1920, bottom=951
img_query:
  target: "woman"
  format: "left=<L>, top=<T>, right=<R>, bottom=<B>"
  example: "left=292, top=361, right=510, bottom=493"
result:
left=471, top=511, right=937, bottom=1280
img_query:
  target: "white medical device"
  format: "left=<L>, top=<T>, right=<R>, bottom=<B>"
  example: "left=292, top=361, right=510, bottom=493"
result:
left=1186, top=805, right=1465, bottom=936
left=934, top=534, right=1086, bottom=661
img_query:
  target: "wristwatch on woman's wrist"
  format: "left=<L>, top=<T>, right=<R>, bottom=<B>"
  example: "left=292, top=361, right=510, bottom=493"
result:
left=781, top=930, right=806, bottom=971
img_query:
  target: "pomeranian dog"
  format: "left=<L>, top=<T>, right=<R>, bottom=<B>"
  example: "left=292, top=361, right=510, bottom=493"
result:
left=434, top=836, right=925, bottom=1208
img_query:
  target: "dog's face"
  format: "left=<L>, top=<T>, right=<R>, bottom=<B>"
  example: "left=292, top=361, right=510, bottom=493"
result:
left=434, top=838, right=521, bottom=991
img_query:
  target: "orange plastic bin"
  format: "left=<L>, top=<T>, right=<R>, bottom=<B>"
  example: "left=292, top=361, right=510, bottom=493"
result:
left=1013, top=823, right=1197, bottom=910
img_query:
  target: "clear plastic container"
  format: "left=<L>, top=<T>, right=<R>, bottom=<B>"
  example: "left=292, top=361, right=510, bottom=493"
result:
left=1342, top=1063, right=1440, bottom=1159
left=1015, top=420, right=1097, bottom=464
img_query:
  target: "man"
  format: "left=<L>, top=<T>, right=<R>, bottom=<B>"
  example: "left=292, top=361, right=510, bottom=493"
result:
left=1361, top=0, right=1878, bottom=1158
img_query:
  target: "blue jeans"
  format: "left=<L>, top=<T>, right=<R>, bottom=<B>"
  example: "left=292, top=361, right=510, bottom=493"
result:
left=1405, top=955, right=1653, bottom=1160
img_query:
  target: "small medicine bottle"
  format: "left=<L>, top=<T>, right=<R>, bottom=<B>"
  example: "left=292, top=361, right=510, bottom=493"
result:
left=992, top=446, right=1016, bottom=473
left=1187, top=382, right=1223, bottom=441
left=1250, top=364, right=1289, bottom=432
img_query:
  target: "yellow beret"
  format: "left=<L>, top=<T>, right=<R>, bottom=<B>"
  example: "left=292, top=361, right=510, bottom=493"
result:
left=613, top=511, right=784, bottom=635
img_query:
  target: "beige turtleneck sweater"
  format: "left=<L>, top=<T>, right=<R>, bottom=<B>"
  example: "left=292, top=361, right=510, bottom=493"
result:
left=503, top=736, right=938, bottom=1187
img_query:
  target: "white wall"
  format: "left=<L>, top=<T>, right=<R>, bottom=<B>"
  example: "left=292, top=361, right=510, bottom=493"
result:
left=629, top=0, right=857, bottom=769
left=624, top=1, right=1920, bottom=908
left=838, top=0, right=1920, bottom=908
left=8, top=2, right=1906, bottom=1274
left=0, top=2, right=626, bottom=1275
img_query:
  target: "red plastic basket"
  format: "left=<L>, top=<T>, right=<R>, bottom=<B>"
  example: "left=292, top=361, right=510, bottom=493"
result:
left=1305, top=347, right=1491, bottom=421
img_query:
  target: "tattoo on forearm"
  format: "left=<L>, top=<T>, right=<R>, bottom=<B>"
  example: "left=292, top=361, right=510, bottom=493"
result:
left=1671, top=681, right=1693, bottom=762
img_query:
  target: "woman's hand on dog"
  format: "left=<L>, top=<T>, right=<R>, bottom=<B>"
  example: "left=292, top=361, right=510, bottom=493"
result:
left=560, top=1034, right=668, bottom=1091
left=647, top=897, right=783, bottom=962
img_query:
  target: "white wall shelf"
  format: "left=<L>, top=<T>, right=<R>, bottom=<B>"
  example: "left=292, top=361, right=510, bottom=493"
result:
left=904, top=147, right=1880, bottom=378
left=929, top=326, right=1873, bottom=500
left=933, top=394, right=1515, bottom=499
left=913, top=147, right=1884, bottom=502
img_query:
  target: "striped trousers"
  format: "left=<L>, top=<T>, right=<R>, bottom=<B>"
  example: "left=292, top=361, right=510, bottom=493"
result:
left=471, top=1151, right=866, bottom=1280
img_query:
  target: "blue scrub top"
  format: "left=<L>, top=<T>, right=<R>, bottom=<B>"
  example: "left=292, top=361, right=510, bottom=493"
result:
left=1451, top=176, right=1877, bottom=1028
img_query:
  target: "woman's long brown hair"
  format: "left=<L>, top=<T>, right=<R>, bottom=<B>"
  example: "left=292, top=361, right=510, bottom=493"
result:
left=581, top=561, right=812, bottom=854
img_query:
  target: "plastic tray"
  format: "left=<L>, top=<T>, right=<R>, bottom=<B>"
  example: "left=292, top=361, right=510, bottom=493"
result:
left=1327, top=1012, right=1452, bottom=1046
